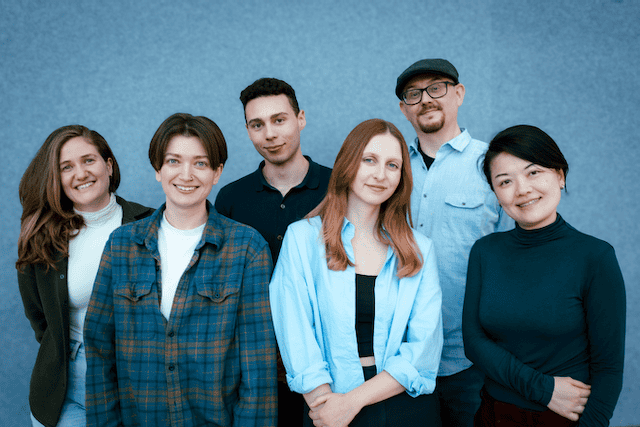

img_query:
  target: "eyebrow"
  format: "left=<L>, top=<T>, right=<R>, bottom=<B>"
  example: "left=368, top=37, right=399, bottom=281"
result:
left=493, top=162, right=536, bottom=179
left=247, top=112, right=288, bottom=126
left=406, top=78, right=451, bottom=90
left=59, top=153, right=98, bottom=165
left=164, top=153, right=209, bottom=159
left=363, top=152, right=402, bottom=162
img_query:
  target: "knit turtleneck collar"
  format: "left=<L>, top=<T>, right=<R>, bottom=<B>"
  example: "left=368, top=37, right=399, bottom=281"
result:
left=74, top=193, right=119, bottom=227
left=513, top=213, right=567, bottom=246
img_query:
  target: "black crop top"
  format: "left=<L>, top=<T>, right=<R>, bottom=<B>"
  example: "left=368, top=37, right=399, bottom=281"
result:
left=355, top=273, right=376, bottom=357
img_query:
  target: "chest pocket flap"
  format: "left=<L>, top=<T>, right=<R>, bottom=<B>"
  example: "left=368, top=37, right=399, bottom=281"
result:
left=114, top=281, right=154, bottom=302
left=445, top=193, right=484, bottom=209
left=195, top=279, right=240, bottom=303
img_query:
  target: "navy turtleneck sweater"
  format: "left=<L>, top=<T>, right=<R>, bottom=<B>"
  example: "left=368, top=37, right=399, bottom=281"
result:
left=463, top=214, right=626, bottom=426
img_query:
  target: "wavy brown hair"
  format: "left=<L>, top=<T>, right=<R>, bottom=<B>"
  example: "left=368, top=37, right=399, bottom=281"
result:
left=16, top=125, right=121, bottom=271
left=308, top=119, right=422, bottom=278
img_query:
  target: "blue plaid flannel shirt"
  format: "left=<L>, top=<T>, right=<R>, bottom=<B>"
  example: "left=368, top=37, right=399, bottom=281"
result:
left=85, top=202, right=277, bottom=426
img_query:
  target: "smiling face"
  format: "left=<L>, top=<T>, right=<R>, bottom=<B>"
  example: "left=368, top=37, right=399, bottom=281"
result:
left=244, top=94, right=306, bottom=167
left=399, top=74, right=465, bottom=138
left=59, top=137, right=113, bottom=212
left=490, top=152, right=565, bottom=230
left=155, top=135, right=222, bottom=215
left=349, top=132, right=403, bottom=210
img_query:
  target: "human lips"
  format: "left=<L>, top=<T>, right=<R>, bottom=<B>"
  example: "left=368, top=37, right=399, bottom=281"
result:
left=175, top=184, right=198, bottom=192
left=75, top=182, right=95, bottom=190
left=264, top=144, right=285, bottom=152
left=366, top=184, right=387, bottom=192
left=517, top=198, right=540, bottom=208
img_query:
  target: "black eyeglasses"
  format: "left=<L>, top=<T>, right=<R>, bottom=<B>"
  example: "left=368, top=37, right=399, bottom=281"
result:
left=401, top=82, right=454, bottom=105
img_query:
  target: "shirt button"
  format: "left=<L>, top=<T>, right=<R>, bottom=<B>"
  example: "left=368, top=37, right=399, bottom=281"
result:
left=423, top=194, right=427, bottom=198
left=277, top=235, right=283, bottom=241
left=420, top=224, right=424, bottom=227
left=168, top=365, right=175, bottom=371
left=462, top=202, right=466, bottom=206
left=60, top=274, right=65, bottom=279
left=168, top=331, right=174, bottom=337
left=280, top=204, right=285, bottom=209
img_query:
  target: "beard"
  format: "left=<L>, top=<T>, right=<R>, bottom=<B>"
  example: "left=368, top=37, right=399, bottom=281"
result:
left=417, top=107, right=445, bottom=134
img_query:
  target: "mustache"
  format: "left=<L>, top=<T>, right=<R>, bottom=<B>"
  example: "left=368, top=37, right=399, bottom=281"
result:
left=418, top=103, right=441, bottom=115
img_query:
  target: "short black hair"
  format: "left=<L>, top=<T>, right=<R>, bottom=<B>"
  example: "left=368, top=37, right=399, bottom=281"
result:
left=240, top=78, right=300, bottom=120
left=483, top=125, right=569, bottom=191
left=148, top=113, right=228, bottom=172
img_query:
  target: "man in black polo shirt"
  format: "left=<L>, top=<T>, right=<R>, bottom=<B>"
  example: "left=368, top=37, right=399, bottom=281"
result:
left=214, top=77, right=331, bottom=425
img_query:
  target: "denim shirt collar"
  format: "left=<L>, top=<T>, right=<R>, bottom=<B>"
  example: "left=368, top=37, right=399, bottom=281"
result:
left=408, top=128, right=471, bottom=157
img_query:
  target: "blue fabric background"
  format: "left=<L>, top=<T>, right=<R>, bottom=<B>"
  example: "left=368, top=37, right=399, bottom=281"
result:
left=1, top=0, right=638, bottom=425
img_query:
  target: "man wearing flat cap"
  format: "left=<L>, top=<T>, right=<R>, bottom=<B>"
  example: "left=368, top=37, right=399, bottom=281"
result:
left=396, top=59, right=513, bottom=426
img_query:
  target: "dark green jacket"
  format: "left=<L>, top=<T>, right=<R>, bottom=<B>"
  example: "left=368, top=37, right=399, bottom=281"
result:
left=17, top=196, right=153, bottom=427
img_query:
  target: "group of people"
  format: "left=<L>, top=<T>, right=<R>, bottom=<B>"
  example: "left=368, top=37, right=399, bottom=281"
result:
left=17, top=58, right=625, bottom=427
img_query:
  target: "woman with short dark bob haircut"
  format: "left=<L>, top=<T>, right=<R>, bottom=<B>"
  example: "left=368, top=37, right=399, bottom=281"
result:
left=463, top=125, right=626, bottom=426
left=270, top=118, right=443, bottom=426
left=17, top=125, right=153, bottom=426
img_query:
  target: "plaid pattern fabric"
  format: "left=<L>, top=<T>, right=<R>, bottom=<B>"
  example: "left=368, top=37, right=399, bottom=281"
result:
left=84, top=203, right=276, bottom=426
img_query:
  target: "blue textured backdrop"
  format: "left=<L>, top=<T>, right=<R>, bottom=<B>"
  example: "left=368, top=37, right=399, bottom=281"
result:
left=1, top=0, right=638, bottom=425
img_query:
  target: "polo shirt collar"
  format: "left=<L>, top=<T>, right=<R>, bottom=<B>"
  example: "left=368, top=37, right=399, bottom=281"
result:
left=252, top=155, right=321, bottom=192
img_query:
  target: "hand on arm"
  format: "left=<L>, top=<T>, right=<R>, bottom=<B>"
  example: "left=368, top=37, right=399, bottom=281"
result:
left=307, top=371, right=405, bottom=427
left=547, top=377, right=591, bottom=421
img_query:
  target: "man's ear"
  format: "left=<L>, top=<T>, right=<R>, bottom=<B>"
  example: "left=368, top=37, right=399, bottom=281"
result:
left=297, top=110, right=306, bottom=131
left=454, top=83, right=466, bottom=107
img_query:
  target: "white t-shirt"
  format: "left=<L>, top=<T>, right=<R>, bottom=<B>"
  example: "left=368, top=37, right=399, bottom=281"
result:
left=157, top=213, right=205, bottom=320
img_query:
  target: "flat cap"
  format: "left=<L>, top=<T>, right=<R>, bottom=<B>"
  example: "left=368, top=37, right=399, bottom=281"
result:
left=395, top=59, right=459, bottom=99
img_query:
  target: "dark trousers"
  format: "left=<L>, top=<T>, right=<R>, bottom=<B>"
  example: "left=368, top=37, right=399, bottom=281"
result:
left=278, top=381, right=305, bottom=426
left=474, top=389, right=578, bottom=427
left=435, top=364, right=485, bottom=427
left=303, top=366, right=441, bottom=427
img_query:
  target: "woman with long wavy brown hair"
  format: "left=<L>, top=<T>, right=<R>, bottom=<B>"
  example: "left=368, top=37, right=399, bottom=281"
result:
left=17, top=125, right=153, bottom=426
left=270, top=118, right=443, bottom=426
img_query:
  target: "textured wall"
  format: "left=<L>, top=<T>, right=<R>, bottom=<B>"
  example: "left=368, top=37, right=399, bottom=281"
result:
left=1, top=0, right=638, bottom=425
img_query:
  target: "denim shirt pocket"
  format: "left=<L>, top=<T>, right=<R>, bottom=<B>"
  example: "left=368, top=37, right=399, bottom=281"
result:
left=443, top=193, right=487, bottom=242
left=195, top=279, right=241, bottom=303
left=114, top=280, right=154, bottom=302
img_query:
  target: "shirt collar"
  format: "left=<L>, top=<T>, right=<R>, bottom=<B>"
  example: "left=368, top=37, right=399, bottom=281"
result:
left=252, top=155, right=320, bottom=192
left=339, top=217, right=394, bottom=263
left=133, top=201, right=223, bottom=250
left=408, top=128, right=471, bottom=156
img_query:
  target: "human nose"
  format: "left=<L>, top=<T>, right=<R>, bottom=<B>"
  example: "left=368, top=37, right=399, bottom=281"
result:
left=75, top=164, right=90, bottom=179
left=515, top=177, right=532, bottom=195
left=264, top=123, right=276, bottom=139
left=179, top=163, right=193, bottom=181
left=418, top=88, right=434, bottom=104
left=373, top=163, right=386, bottom=180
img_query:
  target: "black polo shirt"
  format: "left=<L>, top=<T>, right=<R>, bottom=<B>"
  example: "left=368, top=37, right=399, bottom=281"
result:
left=214, top=156, right=331, bottom=263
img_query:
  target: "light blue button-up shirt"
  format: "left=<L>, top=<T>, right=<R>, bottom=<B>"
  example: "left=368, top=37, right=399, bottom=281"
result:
left=269, top=216, right=443, bottom=397
left=408, top=129, right=513, bottom=376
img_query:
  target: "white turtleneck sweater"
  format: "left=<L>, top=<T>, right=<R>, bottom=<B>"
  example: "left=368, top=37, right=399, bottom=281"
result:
left=68, top=193, right=123, bottom=342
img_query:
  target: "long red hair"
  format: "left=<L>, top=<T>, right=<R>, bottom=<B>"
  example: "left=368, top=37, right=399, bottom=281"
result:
left=308, top=119, right=422, bottom=278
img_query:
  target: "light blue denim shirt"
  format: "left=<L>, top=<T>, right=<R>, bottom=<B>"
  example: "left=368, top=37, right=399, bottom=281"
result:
left=408, top=129, right=513, bottom=376
left=269, top=216, right=443, bottom=397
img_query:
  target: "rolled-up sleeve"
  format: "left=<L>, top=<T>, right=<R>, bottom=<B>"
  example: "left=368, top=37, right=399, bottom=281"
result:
left=269, top=226, right=333, bottom=394
left=382, top=237, right=443, bottom=396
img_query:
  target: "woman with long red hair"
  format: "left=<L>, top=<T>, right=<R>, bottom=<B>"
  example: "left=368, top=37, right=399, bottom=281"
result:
left=270, top=118, right=443, bottom=426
